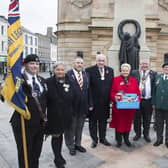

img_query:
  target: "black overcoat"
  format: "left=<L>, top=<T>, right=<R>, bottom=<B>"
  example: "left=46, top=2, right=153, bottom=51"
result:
left=86, top=65, right=114, bottom=119
left=46, top=76, right=74, bottom=135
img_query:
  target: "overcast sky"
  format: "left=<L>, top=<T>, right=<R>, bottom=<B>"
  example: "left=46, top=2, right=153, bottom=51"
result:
left=0, top=0, right=57, bottom=34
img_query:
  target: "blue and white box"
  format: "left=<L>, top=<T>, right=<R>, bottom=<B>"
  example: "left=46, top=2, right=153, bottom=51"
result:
left=116, top=93, right=140, bottom=109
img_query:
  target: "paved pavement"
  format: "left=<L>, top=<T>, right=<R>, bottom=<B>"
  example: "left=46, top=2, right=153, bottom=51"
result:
left=0, top=72, right=168, bottom=168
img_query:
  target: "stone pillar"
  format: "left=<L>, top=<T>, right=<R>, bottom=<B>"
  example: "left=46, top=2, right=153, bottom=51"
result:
left=108, top=0, right=151, bottom=75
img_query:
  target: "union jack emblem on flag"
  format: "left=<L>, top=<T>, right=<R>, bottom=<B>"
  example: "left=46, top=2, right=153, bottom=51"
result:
left=8, top=0, right=20, bottom=25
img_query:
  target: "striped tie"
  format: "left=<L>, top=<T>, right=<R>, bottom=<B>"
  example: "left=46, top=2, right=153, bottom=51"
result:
left=78, top=72, right=83, bottom=89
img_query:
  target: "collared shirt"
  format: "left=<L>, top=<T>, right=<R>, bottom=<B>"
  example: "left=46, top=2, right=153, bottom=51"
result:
left=99, top=67, right=105, bottom=78
left=73, top=68, right=83, bottom=83
left=163, top=74, right=168, bottom=80
left=140, top=70, right=151, bottom=99
left=24, top=71, right=43, bottom=93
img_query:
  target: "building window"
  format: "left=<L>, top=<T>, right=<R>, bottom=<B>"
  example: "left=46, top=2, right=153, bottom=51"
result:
left=30, top=36, right=33, bottom=45
left=25, top=35, right=28, bottom=44
left=25, top=46, right=28, bottom=56
left=35, top=38, right=37, bottom=46
left=30, top=47, right=33, bottom=54
left=35, top=48, right=37, bottom=54
left=1, top=41, right=4, bottom=51
left=1, top=26, right=4, bottom=35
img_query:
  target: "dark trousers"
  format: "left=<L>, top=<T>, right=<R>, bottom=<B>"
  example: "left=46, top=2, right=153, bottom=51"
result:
left=51, top=134, right=64, bottom=166
left=64, top=115, right=85, bottom=149
left=155, top=109, right=168, bottom=142
left=12, top=124, right=44, bottom=168
left=134, top=99, right=152, bottom=137
left=89, top=118, right=107, bottom=143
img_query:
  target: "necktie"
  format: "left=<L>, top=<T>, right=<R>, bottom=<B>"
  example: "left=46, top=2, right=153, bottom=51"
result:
left=32, top=77, right=41, bottom=96
left=78, top=72, right=83, bottom=89
left=142, top=70, right=146, bottom=80
left=141, top=71, right=146, bottom=98
left=99, top=68, right=104, bottom=80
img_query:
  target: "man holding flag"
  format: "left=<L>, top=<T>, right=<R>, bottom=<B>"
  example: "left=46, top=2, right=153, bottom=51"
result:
left=0, top=0, right=47, bottom=168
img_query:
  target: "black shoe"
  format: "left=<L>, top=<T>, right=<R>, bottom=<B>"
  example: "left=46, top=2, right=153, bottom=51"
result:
left=60, top=156, right=66, bottom=165
left=153, top=140, right=163, bottom=147
left=165, top=142, right=168, bottom=148
left=100, top=139, right=111, bottom=146
left=125, top=140, right=132, bottom=147
left=144, top=136, right=151, bottom=143
left=54, top=157, right=66, bottom=166
left=54, top=161, right=65, bottom=168
left=56, top=165, right=65, bottom=168
left=75, top=145, right=86, bottom=153
left=116, top=142, right=122, bottom=148
left=133, top=135, right=140, bottom=141
left=91, top=141, right=97, bottom=148
left=69, top=148, right=76, bottom=155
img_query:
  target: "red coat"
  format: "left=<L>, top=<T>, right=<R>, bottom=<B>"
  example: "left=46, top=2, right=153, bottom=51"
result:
left=109, top=75, right=140, bottom=132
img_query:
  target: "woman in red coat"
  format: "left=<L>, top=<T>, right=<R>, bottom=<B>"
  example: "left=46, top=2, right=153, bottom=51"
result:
left=110, top=63, right=140, bottom=147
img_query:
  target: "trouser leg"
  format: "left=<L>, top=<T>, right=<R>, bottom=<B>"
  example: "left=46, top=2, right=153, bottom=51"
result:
left=89, top=118, right=98, bottom=143
left=142, top=100, right=152, bottom=137
left=98, top=119, right=107, bottom=141
left=133, top=109, right=142, bottom=137
left=164, top=111, right=168, bottom=143
left=31, top=128, right=44, bottom=168
left=64, top=116, right=76, bottom=150
left=75, top=115, right=85, bottom=146
left=155, top=109, right=164, bottom=142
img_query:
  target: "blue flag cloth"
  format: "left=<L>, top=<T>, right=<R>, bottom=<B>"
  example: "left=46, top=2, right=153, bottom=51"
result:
left=1, top=0, right=30, bottom=119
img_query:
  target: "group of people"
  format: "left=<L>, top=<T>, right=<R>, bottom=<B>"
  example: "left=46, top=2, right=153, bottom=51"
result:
left=1, top=52, right=168, bottom=168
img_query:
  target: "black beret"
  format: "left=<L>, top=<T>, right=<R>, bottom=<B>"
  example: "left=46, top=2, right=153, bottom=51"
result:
left=162, top=62, right=168, bottom=68
left=24, top=54, right=40, bottom=64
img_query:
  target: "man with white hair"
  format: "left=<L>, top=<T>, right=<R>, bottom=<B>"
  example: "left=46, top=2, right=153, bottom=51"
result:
left=86, top=52, right=114, bottom=148
left=131, top=59, right=157, bottom=142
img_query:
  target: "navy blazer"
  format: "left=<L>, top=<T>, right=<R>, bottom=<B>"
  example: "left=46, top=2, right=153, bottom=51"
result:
left=66, top=69, right=89, bottom=116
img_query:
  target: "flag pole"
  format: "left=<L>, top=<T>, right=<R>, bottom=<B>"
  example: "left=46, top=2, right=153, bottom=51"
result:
left=21, top=116, right=29, bottom=168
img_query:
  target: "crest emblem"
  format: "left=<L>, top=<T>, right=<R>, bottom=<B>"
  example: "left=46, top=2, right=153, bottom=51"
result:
left=68, top=0, right=92, bottom=8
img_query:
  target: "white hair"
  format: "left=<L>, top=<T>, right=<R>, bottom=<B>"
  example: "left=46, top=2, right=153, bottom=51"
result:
left=96, top=54, right=106, bottom=61
left=140, top=59, right=150, bottom=64
left=120, top=63, right=131, bottom=71
left=52, top=62, right=65, bottom=70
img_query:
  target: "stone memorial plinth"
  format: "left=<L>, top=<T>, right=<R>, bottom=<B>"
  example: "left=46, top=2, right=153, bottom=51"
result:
left=108, top=0, right=151, bottom=75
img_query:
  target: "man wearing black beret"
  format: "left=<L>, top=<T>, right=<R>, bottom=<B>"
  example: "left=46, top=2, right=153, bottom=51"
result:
left=10, top=54, right=47, bottom=168
left=152, top=62, right=168, bottom=148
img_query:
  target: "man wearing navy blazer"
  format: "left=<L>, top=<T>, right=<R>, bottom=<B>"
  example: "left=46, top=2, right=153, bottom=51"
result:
left=131, top=59, right=157, bottom=142
left=86, top=53, right=114, bottom=148
left=64, top=55, right=89, bottom=155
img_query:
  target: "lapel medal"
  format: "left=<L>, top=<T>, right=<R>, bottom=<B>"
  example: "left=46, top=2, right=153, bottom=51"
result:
left=65, top=88, right=69, bottom=92
left=32, top=92, right=37, bottom=97
left=63, top=83, right=70, bottom=92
